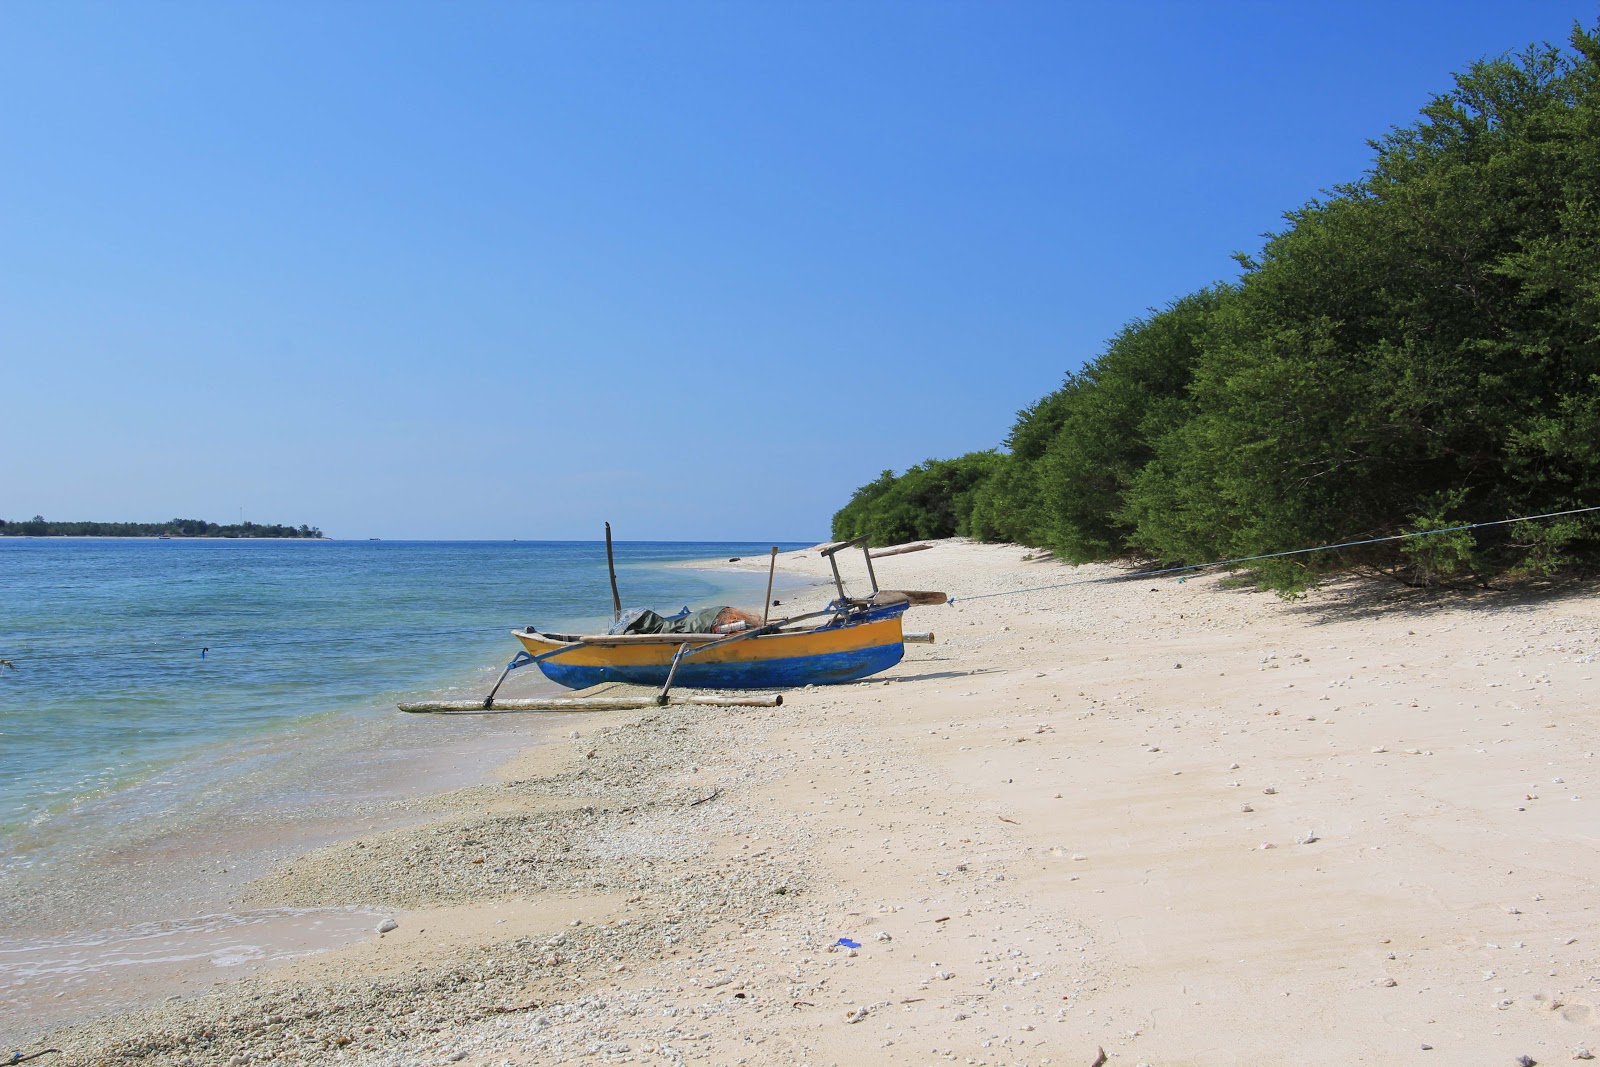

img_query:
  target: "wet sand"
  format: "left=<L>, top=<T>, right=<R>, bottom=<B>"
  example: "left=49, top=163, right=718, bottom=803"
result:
left=27, top=539, right=1600, bottom=1066
left=1, top=697, right=560, bottom=1041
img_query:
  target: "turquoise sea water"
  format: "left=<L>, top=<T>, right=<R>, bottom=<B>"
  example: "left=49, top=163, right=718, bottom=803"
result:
left=0, top=538, right=812, bottom=1036
left=0, top=538, right=806, bottom=849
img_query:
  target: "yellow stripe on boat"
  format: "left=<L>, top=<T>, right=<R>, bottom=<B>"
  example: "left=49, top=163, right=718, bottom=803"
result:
left=512, top=615, right=902, bottom=669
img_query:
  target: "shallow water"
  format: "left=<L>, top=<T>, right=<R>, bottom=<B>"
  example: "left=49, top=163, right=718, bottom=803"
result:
left=0, top=538, right=810, bottom=1037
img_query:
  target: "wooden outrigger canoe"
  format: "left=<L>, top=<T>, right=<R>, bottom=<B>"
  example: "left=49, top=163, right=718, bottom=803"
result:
left=513, top=591, right=911, bottom=691
left=427, top=535, right=940, bottom=711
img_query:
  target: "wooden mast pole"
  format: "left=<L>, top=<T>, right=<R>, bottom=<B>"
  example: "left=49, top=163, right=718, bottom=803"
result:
left=761, top=546, right=778, bottom=625
left=605, top=521, right=622, bottom=625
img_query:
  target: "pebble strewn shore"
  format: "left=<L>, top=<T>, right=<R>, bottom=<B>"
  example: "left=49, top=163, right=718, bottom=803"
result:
left=32, top=539, right=1600, bottom=1066
left=50, top=702, right=820, bottom=1065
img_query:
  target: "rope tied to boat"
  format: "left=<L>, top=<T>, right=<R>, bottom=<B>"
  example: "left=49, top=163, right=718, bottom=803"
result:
left=9, top=1050, right=62, bottom=1064
left=947, top=504, right=1600, bottom=605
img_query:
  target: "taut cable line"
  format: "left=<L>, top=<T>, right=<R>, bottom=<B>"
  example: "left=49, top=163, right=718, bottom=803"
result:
left=947, top=504, right=1600, bottom=605
left=4, top=505, right=1596, bottom=667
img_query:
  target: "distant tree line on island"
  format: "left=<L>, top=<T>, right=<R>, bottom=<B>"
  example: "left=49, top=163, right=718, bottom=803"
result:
left=834, top=23, right=1600, bottom=594
left=1, top=517, right=324, bottom=538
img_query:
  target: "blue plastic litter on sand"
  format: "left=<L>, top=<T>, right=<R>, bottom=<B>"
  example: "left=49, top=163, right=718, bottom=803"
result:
left=835, top=937, right=861, bottom=949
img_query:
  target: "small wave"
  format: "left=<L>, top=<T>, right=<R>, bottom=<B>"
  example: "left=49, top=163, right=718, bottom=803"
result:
left=0, top=907, right=372, bottom=980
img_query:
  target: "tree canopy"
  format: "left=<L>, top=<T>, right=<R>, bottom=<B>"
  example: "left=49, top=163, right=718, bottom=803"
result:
left=833, top=22, right=1600, bottom=592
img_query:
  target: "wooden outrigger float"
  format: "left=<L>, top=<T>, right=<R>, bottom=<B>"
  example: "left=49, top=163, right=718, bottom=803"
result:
left=397, top=693, right=786, bottom=714
left=398, top=536, right=938, bottom=714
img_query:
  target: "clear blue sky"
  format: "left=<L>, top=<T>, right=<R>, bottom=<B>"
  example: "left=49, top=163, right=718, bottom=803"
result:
left=2, top=2, right=1589, bottom=540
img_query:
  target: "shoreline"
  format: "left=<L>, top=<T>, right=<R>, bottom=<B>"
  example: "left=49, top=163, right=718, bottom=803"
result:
left=0, top=672, right=565, bottom=1041
left=2, top=548, right=800, bottom=1046
left=29, top=539, right=1600, bottom=1065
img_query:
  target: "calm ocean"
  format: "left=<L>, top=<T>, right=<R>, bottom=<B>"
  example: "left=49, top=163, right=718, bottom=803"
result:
left=0, top=538, right=812, bottom=1036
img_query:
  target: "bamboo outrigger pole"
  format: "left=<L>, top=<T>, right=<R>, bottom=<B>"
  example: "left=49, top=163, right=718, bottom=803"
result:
left=605, top=521, right=622, bottom=625
left=401, top=693, right=783, bottom=714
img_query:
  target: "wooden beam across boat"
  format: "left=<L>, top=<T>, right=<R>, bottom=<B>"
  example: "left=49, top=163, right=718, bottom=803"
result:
left=398, top=693, right=783, bottom=714
left=536, top=620, right=837, bottom=647
left=567, top=631, right=735, bottom=646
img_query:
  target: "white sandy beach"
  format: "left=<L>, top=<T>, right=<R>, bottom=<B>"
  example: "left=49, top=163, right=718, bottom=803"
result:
left=39, top=539, right=1600, bottom=1066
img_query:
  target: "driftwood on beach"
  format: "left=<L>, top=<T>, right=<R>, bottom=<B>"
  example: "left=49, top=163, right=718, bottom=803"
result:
left=869, top=542, right=933, bottom=558
left=398, top=693, right=783, bottom=713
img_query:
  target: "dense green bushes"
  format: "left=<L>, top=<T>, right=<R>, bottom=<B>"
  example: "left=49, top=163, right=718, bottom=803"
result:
left=832, top=24, right=1600, bottom=592
left=832, top=454, right=1003, bottom=546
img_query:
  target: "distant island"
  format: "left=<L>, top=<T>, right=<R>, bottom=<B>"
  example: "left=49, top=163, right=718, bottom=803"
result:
left=1, top=517, right=325, bottom=538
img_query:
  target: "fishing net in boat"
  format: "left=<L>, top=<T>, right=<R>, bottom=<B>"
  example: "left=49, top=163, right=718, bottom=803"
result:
left=609, top=606, right=764, bottom=636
